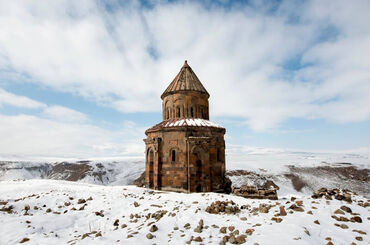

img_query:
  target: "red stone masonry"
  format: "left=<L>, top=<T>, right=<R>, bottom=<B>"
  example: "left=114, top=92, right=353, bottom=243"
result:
left=144, top=61, right=226, bottom=192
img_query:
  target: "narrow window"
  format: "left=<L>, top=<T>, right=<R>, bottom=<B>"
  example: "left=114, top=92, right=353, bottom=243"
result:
left=177, top=107, right=180, bottom=118
left=217, top=148, right=222, bottom=161
left=167, top=108, right=170, bottom=119
left=171, top=150, right=176, bottom=162
left=190, top=107, right=194, bottom=117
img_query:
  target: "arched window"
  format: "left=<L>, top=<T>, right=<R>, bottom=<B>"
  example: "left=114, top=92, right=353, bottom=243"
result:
left=167, top=108, right=170, bottom=119
left=190, top=107, right=194, bottom=117
left=176, top=107, right=180, bottom=118
left=217, top=148, right=221, bottom=161
left=171, top=149, right=176, bottom=162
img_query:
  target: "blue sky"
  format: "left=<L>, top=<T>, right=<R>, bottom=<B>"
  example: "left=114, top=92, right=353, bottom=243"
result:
left=0, top=0, right=369, bottom=158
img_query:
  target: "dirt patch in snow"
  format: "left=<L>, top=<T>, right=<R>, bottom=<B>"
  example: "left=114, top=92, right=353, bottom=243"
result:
left=284, top=173, right=308, bottom=192
left=49, top=162, right=91, bottom=181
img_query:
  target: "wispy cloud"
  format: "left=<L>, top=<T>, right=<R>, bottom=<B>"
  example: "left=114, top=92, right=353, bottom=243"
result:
left=0, top=0, right=369, bottom=133
left=42, top=105, right=88, bottom=123
left=0, top=88, right=46, bottom=109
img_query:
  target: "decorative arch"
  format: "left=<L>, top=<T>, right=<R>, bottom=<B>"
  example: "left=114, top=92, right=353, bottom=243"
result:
left=147, top=148, right=154, bottom=188
left=176, top=106, right=181, bottom=118
left=164, top=100, right=170, bottom=120
left=190, top=145, right=208, bottom=192
left=169, top=147, right=180, bottom=163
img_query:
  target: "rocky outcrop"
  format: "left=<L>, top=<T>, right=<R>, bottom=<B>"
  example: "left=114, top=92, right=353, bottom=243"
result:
left=312, top=188, right=355, bottom=202
left=206, top=200, right=240, bottom=214
left=133, top=171, right=145, bottom=187
left=232, top=185, right=278, bottom=200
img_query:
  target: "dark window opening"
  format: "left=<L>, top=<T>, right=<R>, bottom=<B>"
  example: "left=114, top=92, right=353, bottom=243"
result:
left=177, top=107, right=180, bottom=118
left=190, top=107, right=194, bottom=117
left=171, top=150, right=176, bottom=162
left=217, top=148, right=221, bottom=161
left=167, top=108, right=170, bottom=119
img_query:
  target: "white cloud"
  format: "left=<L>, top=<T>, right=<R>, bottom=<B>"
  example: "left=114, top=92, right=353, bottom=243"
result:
left=0, top=113, right=143, bottom=158
left=0, top=0, right=369, bottom=131
left=0, top=88, right=46, bottom=109
left=42, top=105, right=88, bottom=123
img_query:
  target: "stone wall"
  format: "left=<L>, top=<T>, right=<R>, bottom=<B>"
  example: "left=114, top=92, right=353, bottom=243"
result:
left=162, top=91, right=209, bottom=120
left=144, top=126, right=226, bottom=192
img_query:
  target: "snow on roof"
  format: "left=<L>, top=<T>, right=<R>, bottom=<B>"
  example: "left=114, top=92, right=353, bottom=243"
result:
left=146, top=118, right=224, bottom=132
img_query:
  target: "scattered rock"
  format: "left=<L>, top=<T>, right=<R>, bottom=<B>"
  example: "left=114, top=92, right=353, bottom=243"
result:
left=334, top=209, right=345, bottom=215
left=259, top=204, right=272, bottom=213
left=288, top=204, right=304, bottom=212
left=146, top=233, right=153, bottom=239
left=193, top=236, right=202, bottom=242
left=340, top=224, right=348, bottom=229
left=245, top=229, right=254, bottom=235
left=150, top=225, right=158, bottom=232
left=340, top=205, right=352, bottom=213
left=229, top=235, right=236, bottom=244
left=220, top=227, right=227, bottom=234
left=296, top=200, right=303, bottom=206
left=279, top=206, right=287, bottom=216
left=350, top=216, right=362, bottom=223
left=235, top=235, right=246, bottom=244
left=352, top=229, right=366, bottom=235
left=77, top=199, right=86, bottom=204
left=19, top=238, right=30, bottom=243
left=113, top=219, right=119, bottom=226
left=95, top=211, right=104, bottom=217
left=271, top=217, right=283, bottom=223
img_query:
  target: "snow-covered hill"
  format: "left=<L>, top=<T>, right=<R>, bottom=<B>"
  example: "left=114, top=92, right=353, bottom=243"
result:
left=0, top=179, right=368, bottom=244
left=1, top=148, right=369, bottom=197
left=0, top=159, right=144, bottom=185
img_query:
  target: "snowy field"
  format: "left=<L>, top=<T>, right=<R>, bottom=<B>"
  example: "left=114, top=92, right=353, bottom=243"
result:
left=0, top=149, right=369, bottom=244
left=0, top=179, right=369, bottom=245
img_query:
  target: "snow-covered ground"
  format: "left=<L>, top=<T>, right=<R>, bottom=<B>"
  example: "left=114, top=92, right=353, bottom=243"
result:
left=0, top=179, right=369, bottom=245
left=0, top=149, right=369, bottom=244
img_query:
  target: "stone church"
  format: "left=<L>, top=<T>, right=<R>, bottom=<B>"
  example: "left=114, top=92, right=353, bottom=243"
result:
left=144, top=61, right=226, bottom=192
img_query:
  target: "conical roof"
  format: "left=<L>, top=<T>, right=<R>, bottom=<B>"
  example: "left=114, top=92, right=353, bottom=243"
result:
left=161, top=60, right=209, bottom=99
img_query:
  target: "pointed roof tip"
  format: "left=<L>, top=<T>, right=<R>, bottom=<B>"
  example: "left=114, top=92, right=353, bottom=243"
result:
left=161, top=60, right=209, bottom=99
left=182, top=60, right=189, bottom=68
